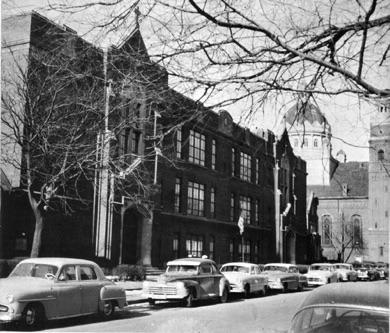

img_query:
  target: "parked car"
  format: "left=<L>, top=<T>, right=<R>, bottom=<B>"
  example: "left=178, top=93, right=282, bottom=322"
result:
left=0, top=257, right=126, bottom=329
left=220, top=262, right=268, bottom=297
left=305, top=263, right=338, bottom=287
left=375, top=262, right=389, bottom=279
left=261, top=263, right=307, bottom=292
left=334, top=263, right=358, bottom=282
left=353, top=262, right=380, bottom=281
left=142, top=258, right=229, bottom=307
left=288, top=281, right=389, bottom=333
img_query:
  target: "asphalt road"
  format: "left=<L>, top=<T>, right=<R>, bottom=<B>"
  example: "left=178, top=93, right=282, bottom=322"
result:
left=15, top=289, right=309, bottom=333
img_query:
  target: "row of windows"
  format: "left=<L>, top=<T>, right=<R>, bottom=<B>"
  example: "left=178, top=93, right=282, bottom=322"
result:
left=293, top=137, right=321, bottom=148
left=172, top=233, right=264, bottom=263
left=176, top=129, right=267, bottom=185
left=175, top=178, right=267, bottom=225
left=321, top=214, right=362, bottom=246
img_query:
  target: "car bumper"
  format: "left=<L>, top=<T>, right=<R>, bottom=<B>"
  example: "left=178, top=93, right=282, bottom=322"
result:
left=267, top=281, right=283, bottom=289
left=229, top=284, right=245, bottom=293
left=0, top=312, right=22, bottom=323
left=307, top=279, right=326, bottom=286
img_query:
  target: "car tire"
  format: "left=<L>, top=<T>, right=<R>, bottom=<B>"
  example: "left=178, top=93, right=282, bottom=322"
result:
left=99, top=300, right=115, bottom=320
left=186, top=289, right=194, bottom=308
left=218, top=287, right=228, bottom=303
left=244, top=285, right=250, bottom=298
left=261, top=286, right=267, bottom=297
left=282, top=283, right=288, bottom=293
left=148, top=299, right=156, bottom=306
left=21, top=303, right=46, bottom=330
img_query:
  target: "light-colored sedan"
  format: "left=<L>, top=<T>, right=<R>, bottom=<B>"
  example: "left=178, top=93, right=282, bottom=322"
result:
left=0, top=258, right=126, bottom=329
left=305, top=263, right=338, bottom=287
left=334, top=263, right=358, bottom=282
left=220, top=262, right=268, bottom=297
left=261, top=263, right=307, bottom=292
left=142, top=258, right=230, bottom=307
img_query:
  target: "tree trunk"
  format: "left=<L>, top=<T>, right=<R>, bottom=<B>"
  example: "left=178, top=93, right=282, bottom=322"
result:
left=30, top=197, right=44, bottom=258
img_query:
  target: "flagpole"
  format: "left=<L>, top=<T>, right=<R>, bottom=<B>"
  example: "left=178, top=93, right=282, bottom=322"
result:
left=242, top=234, right=244, bottom=262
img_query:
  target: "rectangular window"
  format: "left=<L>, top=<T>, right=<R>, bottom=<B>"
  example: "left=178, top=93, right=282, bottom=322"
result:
left=240, top=152, right=252, bottom=182
left=229, top=239, right=234, bottom=261
left=240, top=195, right=251, bottom=225
left=256, top=158, right=260, bottom=184
left=209, top=236, right=215, bottom=260
left=239, top=240, right=251, bottom=262
left=380, top=246, right=384, bottom=257
left=131, top=131, right=141, bottom=154
left=173, top=233, right=179, bottom=259
left=255, top=199, right=260, bottom=226
left=210, top=187, right=216, bottom=219
left=189, top=130, right=205, bottom=166
left=176, top=128, right=182, bottom=159
left=231, top=193, right=236, bottom=222
left=187, top=181, right=205, bottom=216
left=254, top=243, right=259, bottom=264
left=175, top=178, right=181, bottom=213
left=80, top=266, right=97, bottom=280
left=186, top=234, right=203, bottom=257
left=231, top=148, right=236, bottom=176
left=211, top=139, right=216, bottom=170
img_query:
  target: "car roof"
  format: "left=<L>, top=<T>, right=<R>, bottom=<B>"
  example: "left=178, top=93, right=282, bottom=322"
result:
left=167, top=258, right=216, bottom=266
left=221, top=262, right=258, bottom=267
left=264, top=263, right=297, bottom=267
left=18, top=257, right=98, bottom=267
left=297, top=282, right=389, bottom=311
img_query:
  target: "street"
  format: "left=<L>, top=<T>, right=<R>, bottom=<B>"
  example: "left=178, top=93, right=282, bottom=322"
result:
left=2, top=289, right=308, bottom=333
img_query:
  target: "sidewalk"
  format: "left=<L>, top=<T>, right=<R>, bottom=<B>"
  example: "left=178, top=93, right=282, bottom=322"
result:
left=114, top=281, right=148, bottom=305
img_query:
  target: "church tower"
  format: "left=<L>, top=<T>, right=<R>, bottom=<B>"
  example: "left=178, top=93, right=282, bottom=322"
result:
left=367, top=103, right=390, bottom=262
left=285, top=99, right=338, bottom=186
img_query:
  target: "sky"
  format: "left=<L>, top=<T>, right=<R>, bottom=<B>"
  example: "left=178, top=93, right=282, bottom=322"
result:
left=2, top=0, right=385, bottom=162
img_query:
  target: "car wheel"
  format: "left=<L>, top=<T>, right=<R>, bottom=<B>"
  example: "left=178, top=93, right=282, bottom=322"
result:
left=148, top=299, right=156, bottom=306
left=244, top=285, right=250, bottom=298
left=186, top=289, right=194, bottom=307
left=261, top=286, right=268, bottom=297
left=282, top=283, right=288, bottom=293
left=22, top=303, right=46, bottom=330
left=218, top=287, right=228, bottom=303
left=99, top=300, right=115, bottom=320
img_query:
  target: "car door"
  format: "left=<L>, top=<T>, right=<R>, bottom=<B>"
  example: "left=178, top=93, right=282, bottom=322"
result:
left=54, top=265, right=83, bottom=317
left=199, top=263, right=218, bottom=298
left=250, top=266, right=261, bottom=292
left=79, top=265, right=101, bottom=314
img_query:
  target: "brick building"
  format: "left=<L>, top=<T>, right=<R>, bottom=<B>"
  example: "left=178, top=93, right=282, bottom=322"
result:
left=1, top=12, right=312, bottom=268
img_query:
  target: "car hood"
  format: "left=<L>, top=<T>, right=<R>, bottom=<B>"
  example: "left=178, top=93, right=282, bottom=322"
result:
left=306, top=271, right=333, bottom=278
left=261, top=271, right=290, bottom=280
left=0, top=277, right=54, bottom=302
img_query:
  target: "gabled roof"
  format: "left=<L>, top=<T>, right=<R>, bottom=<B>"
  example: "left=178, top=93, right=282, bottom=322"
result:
left=308, top=162, right=368, bottom=198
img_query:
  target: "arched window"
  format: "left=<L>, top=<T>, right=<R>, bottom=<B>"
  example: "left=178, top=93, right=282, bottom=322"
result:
left=349, top=215, right=362, bottom=246
left=378, top=149, right=384, bottom=161
left=321, top=215, right=332, bottom=245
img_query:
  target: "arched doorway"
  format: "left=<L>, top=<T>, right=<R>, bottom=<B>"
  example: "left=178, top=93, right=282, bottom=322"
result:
left=122, top=208, right=142, bottom=264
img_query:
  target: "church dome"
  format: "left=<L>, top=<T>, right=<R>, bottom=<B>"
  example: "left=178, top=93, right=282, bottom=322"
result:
left=286, top=100, right=329, bottom=128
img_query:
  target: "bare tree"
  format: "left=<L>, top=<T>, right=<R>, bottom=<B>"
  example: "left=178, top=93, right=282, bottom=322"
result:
left=323, top=211, right=366, bottom=262
left=45, top=1, right=390, bottom=112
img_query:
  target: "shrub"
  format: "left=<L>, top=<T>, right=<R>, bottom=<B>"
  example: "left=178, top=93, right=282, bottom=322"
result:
left=112, top=264, right=146, bottom=281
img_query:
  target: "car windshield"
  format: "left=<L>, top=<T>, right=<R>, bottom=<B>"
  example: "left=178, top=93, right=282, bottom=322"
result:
left=264, top=265, right=288, bottom=272
left=310, top=265, right=330, bottom=271
left=9, top=263, right=59, bottom=279
left=221, top=265, right=249, bottom=273
left=335, top=264, right=349, bottom=270
left=166, top=265, right=198, bottom=274
left=289, top=306, right=389, bottom=333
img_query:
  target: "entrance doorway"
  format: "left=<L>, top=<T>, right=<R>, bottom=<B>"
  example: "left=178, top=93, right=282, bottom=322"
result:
left=122, top=209, right=141, bottom=264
